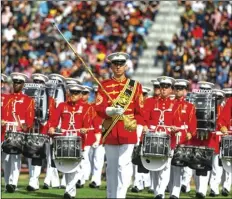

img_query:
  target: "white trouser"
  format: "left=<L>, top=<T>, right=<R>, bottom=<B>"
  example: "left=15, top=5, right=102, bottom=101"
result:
left=222, top=169, right=232, bottom=191
left=29, top=165, right=42, bottom=189
left=90, top=145, right=105, bottom=186
left=61, top=173, right=66, bottom=187
left=4, top=154, right=21, bottom=186
left=168, top=165, right=174, bottom=192
left=151, top=158, right=171, bottom=198
left=133, top=165, right=151, bottom=190
left=27, top=158, right=32, bottom=178
left=77, top=146, right=91, bottom=185
left=181, top=167, right=192, bottom=192
left=105, top=144, right=134, bottom=198
left=44, top=143, right=60, bottom=187
left=170, top=166, right=183, bottom=198
left=65, top=169, right=80, bottom=197
left=150, top=171, right=154, bottom=190
left=195, top=171, right=210, bottom=196
left=209, top=154, right=223, bottom=194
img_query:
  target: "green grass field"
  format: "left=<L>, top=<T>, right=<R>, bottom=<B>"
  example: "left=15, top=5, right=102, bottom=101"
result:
left=1, top=174, right=231, bottom=198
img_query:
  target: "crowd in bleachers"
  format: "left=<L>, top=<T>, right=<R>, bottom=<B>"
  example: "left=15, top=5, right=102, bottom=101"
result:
left=1, top=1, right=160, bottom=87
left=158, top=1, right=231, bottom=90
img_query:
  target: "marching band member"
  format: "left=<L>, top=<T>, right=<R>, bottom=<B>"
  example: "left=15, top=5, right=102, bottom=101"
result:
left=143, top=76, right=176, bottom=199
left=27, top=73, right=57, bottom=191
left=2, top=72, right=35, bottom=193
left=48, top=83, right=87, bottom=199
left=191, top=81, right=215, bottom=199
left=147, top=79, right=161, bottom=194
left=88, top=85, right=105, bottom=189
left=76, top=85, right=93, bottom=188
left=131, top=86, right=151, bottom=193
left=209, top=89, right=225, bottom=197
left=95, top=52, right=145, bottom=198
left=169, top=79, right=197, bottom=199
left=43, top=73, right=66, bottom=189
left=217, top=90, right=232, bottom=197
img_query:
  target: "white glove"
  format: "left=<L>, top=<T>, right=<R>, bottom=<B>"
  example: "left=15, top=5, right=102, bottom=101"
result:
left=105, top=106, right=124, bottom=117
left=92, top=134, right=101, bottom=148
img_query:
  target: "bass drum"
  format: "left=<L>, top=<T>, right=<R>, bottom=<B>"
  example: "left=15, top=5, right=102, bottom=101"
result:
left=22, top=83, right=49, bottom=123
left=46, top=80, right=66, bottom=107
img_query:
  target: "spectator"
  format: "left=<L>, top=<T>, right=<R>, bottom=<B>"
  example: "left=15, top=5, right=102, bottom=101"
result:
left=154, top=40, right=168, bottom=67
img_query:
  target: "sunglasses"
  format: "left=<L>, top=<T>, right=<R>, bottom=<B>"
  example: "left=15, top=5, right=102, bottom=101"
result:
left=13, top=80, right=24, bottom=84
left=111, top=61, right=126, bottom=66
left=174, top=86, right=186, bottom=90
left=34, top=80, right=44, bottom=84
left=160, top=84, right=171, bottom=89
left=82, top=91, right=89, bottom=95
left=153, top=85, right=160, bottom=89
left=70, top=90, right=81, bottom=95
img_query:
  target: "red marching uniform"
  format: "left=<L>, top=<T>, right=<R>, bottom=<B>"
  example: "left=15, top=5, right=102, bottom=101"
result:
left=1, top=93, right=10, bottom=141
left=95, top=77, right=144, bottom=145
left=2, top=92, right=35, bottom=139
left=49, top=100, right=88, bottom=149
left=171, top=97, right=197, bottom=149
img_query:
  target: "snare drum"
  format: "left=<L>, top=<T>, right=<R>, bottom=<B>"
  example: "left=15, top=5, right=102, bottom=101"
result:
left=221, top=135, right=232, bottom=159
left=2, top=131, right=25, bottom=154
left=23, top=133, right=49, bottom=158
left=142, top=133, right=170, bottom=157
left=53, top=136, right=82, bottom=160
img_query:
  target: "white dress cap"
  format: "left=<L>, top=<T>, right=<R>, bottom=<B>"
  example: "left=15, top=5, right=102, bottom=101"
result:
left=32, top=73, right=49, bottom=83
left=213, top=89, right=225, bottom=97
left=93, top=85, right=98, bottom=92
left=142, top=86, right=151, bottom=94
left=48, top=73, right=64, bottom=83
left=157, top=76, right=175, bottom=85
left=83, top=85, right=93, bottom=93
left=1, top=74, right=8, bottom=82
left=151, top=79, right=160, bottom=86
left=174, top=79, right=189, bottom=87
left=107, top=52, right=130, bottom=62
left=10, top=72, right=29, bottom=82
left=68, top=84, right=84, bottom=91
left=198, top=81, right=214, bottom=89
left=222, top=88, right=232, bottom=95
left=65, top=78, right=81, bottom=85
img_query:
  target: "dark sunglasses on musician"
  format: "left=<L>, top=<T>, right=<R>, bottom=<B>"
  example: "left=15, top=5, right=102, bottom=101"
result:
left=13, top=80, right=24, bottom=84
left=174, top=86, right=186, bottom=90
left=81, top=91, right=89, bottom=95
left=70, top=90, right=81, bottom=95
left=160, top=83, right=171, bottom=89
left=111, top=60, right=126, bottom=66
left=153, top=85, right=160, bottom=89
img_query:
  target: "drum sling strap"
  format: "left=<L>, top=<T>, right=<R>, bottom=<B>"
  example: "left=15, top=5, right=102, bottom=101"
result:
left=102, top=79, right=138, bottom=143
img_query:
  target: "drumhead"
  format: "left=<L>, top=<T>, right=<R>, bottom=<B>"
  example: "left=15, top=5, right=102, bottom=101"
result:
left=54, top=158, right=82, bottom=173
left=141, top=156, right=169, bottom=171
left=221, top=159, right=232, bottom=173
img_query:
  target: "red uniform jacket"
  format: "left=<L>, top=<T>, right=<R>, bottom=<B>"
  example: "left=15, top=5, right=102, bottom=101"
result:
left=49, top=100, right=88, bottom=148
left=143, top=97, right=175, bottom=148
left=95, top=77, right=144, bottom=145
left=81, top=101, right=96, bottom=146
left=172, top=97, right=197, bottom=149
left=1, top=92, right=35, bottom=140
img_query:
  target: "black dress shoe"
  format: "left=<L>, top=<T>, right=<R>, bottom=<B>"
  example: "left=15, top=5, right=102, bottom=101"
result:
left=43, top=183, right=49, bottom=189
left=169, top=195, right=178, bottom=199
left=89, top=181, right=99, bottom=189
left=76, top=180, right=83, bottom=188
left=26, top=185, right=36, bottom=191
left=181, top=185, right=187, bottom=193
left=64, top=192, right=75, bottom=199
left=209, top=189, right=219, bottom=197
left=221, top=188, right=229, bottom=196
left=131, top=186, right=140, bottom=193
left=155, top=194, right=163, bottom=199
left=6, top=184, right=15, bottom=193
left=196, top=192, right=205, bottom=199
